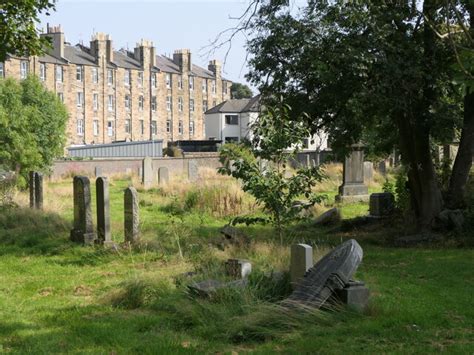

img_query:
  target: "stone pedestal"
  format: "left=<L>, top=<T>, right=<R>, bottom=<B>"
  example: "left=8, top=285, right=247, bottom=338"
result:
left=369, top=192, right=394, bottom=217
left=335, top=280, right=370, bottom=311
left=336, top=144, right=369, bottom=203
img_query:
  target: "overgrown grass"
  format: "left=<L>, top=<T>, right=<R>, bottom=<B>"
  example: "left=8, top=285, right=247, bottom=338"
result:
left=0, top=168, right=472, bottom=353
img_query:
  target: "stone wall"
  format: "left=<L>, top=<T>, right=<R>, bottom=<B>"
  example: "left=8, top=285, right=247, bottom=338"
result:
left=50, top=154, right=221, bottom=180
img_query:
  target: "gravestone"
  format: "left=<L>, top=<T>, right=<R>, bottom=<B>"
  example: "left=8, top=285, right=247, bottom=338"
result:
left=29, top=171, right=35, bottom=208
left=313, top=208, right=341, bottom=226
left=225, top=259, right=252, bottom=279
left=34, top=173, right=43, bottom=210
left=284, top=239, right=363, bottom=308
left=377, top=161, right=387, bottom=177
left=96, top=177, right=113, bottom=246
left=290, top=244, right=313, bottom=287
left=364, top=162, right=373, bottom=184
left=70, top=176, right=97, bottom=245
left=336, top=144, right=369, bottom=202
left=124, top=187, right=139, bottom=243
left=157, top=167, right=169, bottom=184
left=188, top=160, right=199, bottom=182
left=142, top=157, right=153, bottom=189
left=369, top=192, right=395, bottom=217
left=94, top=166, right=103, bottom=178
left=335, top=280, right=370, bottom=311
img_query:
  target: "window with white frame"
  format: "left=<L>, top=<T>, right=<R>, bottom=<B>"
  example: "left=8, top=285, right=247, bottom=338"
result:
left=151, top=121, right=157, bottom=135
left=107, top=121, right=113, bottom=136
left=108, top=95, right=114, bottom=111
left=93, top=93, right=99, bottom=111
left=203, top=100, right=208, bottom=112
left=178, top=120, right=183, bottom=135
left=151, top=72, right=157, bottom=88
left=76, top=65, right=83, bottom=82
left=138, top=71, right=143, bottom=87
left=20, top=61, right=29, bottom=79
left=77, top=118, right=84, bottom=136
left=76, top=92, right=84, bottom=107
left=0, top=62, right=4, bottom=78
left=211, top=80, right=216, bottom=94
left=188, top=76, right=194, bottom=90
left=189, top=121, right=195, bottom=136
left=225, top=114, right=239, bottom=125
left=124, top=70, right=131, bottom=86
left=39, top=63, right=46, bottom=81
left=189, top=99, right=195, bottom=112
left=166, top=96, right=171, bottom=111
left=92, top=67, right=98, bottom=84
left=177, top=75, right=183, bottom=89
left=125, top=119, right=131, bottom=133
left=138, top=95, right=144, bottom=111
left=166, top=73, right=171, bottom=89
left=93, top=120, right=99, bottom=136
left=202, top=79, right=207, bottom=93
left=107, top=69, right=113, bottom=85
left=178, top=97, right=183, bottom=112
left=125, top=95, right=131, bottom=111
left=55, top=65, right=63, bottom=82
left=151, top=96, right=157, bottom=112
left=166, top=120, right=171, bottom=133
left=57, top=92, right=64, bottom=102
left=140, top=120, right=144, bottom=135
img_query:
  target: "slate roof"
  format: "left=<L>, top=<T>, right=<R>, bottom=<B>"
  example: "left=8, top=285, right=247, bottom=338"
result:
left=191, top=64, right=215, bottom=79
left=113, top=50, right=141, bottom=69
left=37, top=53, right=68, bottom=65
left=205, top=95, right=260, bottom=114
left=155, top=55, right=180, bottom=74
left=64, top=45, right=97, bottom=66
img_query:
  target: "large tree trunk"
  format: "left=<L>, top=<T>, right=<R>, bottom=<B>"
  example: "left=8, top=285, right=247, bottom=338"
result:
left=446, top=3, right=474, bottom=208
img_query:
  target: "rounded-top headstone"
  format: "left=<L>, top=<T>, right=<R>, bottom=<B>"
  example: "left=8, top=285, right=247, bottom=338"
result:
left=284, top=239, right=363, bottom=308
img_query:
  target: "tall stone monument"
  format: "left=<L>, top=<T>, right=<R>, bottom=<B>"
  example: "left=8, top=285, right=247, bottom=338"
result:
left=70, top=176, right=97, bottom=245
left=96, top=177, right=113, bottom=246
left=34, top=173, right=43, bottom=210
left=336, top=144, right=369, bottom=202
left=124, top=187, right=139, bottom=244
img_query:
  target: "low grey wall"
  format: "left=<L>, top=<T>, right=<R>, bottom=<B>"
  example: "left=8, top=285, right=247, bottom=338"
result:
left=51, top=154, right=221, bottom=180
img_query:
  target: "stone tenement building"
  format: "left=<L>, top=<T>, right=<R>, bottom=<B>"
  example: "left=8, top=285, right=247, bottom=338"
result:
left=0, top=25, right=232, bottom=146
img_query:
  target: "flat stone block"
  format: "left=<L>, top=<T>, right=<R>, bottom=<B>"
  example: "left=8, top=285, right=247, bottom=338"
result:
left=369, top=192, right=394, bottom=217
left=335, top=281, right=370, bottom=311
left=338, top=183, right=369, bottom=196
left=335, top=194, right=370, bottom=203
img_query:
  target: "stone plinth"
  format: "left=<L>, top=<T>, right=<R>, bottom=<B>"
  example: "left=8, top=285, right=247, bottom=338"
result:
left=336, top=145, right=369, bottom=202
left=335, top=280, right=370, bottom=311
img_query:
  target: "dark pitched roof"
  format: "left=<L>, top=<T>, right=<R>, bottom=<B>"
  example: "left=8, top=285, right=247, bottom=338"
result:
left=113, top=50, right=141, bottom=70
left=37, top=53, right=68, bottom=65
left=205, top=96, right=260, bottom=114
left=64, top=45, right=97, bottom=66
left=191, top=64, right=214, bottom=79
left=155, top=55, right=180, bottom=74
left=243, top=94, right=261, bottom=112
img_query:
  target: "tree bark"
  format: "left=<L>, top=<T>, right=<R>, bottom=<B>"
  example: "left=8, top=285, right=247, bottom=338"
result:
left=446, top=3, right=474, bottom=208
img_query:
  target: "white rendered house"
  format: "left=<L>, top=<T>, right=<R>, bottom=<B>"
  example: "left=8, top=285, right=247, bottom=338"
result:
left=205, top=95, right=328, bottom=151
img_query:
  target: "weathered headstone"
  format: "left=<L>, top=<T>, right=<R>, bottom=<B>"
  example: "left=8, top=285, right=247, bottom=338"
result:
left=29, top=171, right=35, bottom=208
left=336, top=144, right=369, bottom=202
left=290, top=244, right=313, bottom=287
left=369, top=192, right=395, bottom=217
left=335, top=280, right=370, bottom=311
left=225, top=259, right=252, bottom=279
left=377, top=161, right=387, bottom=177
left=94, top=166, right=103, bottom=178
left=313, top=208, right=341, bottom=226
left=142, top=157, right=153, bottom=189
left=96, top=177, right=113, bottom=246
left=124, top=187, right=139, bottom=244
left=363, top=162, right=373, bottom=184
left=284, top=239, right=363, bottom=308
left=34, top=173, right=43, bottom=210
left=70, top=176, right=97, bottom=245
left=157, top=167, right=169, bottom=184
left=188, top=159, right=199, bottom=182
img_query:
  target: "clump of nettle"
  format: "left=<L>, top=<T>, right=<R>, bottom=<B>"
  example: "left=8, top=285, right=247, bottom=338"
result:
left=218, top=101, right=326, bottom=243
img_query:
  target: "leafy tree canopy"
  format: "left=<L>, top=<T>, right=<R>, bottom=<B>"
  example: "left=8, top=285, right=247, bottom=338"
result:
left=231, top=82, right=254, bottom=99
left=0, top=76, right=68, bottom=174
left=0, top=0, right=56, bottom=61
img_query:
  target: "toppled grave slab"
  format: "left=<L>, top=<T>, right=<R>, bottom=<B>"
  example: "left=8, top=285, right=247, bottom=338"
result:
left=188, top=279, right=248, bottom=298
left=313, top=208, right=341, bottom=226
left=219, top=225, right=250, bottom=249
left=283, top=239, right=363, bottom=308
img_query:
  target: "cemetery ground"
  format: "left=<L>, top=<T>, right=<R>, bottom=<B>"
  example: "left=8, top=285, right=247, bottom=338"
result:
left=0, top=167, right=473, bottom=353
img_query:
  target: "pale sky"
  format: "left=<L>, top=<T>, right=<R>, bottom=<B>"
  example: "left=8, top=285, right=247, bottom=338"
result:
left=39, top=0, right=254, bottom=88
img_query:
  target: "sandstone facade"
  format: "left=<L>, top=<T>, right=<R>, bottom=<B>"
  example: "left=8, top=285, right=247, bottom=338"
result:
left=0, top=25, right=232, bottom=146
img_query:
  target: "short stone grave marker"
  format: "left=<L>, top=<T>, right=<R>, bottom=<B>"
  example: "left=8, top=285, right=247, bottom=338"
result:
left=290, top=244, right=313, bottom=287
left=96, top=177, right=113, bottom=246
left=142, top=157, right=153, bottom=189
left=124, top=187, right=139, bottom=243
left=157, top=167, right=169, bottom=184
left=70, top=176, right=97, bottom=245
left=188, top=160, right=198, bottom=182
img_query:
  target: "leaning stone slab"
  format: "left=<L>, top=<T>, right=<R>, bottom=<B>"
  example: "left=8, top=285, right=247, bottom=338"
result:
left=290, top=244, right=313, bottom=287
left=70, top=176, right=97, bottom=245
left=284, top=239, right=363, bottom=308
left=313, top=208, right=341, bottom=226
left=225, top=259, right=252, bottom=279
left=220, top=225, right=250, bottom=248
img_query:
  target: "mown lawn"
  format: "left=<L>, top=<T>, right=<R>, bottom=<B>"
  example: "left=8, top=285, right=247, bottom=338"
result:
left=0, top=173, right=472, bottom=354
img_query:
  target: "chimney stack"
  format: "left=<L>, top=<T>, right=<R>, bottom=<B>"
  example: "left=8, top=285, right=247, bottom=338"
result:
left=208, top=60, right=222, bottom=78
left=173, top=49, right=192, bottom=73
left=43, top=24, right=65, bottom=59
left=134, top=39, right=156, bottom=68
left=90, top=33, right=113, bottom=63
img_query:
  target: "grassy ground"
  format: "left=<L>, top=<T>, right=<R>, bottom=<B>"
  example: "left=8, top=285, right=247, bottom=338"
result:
left=0, top=167, right=473, bottom=354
